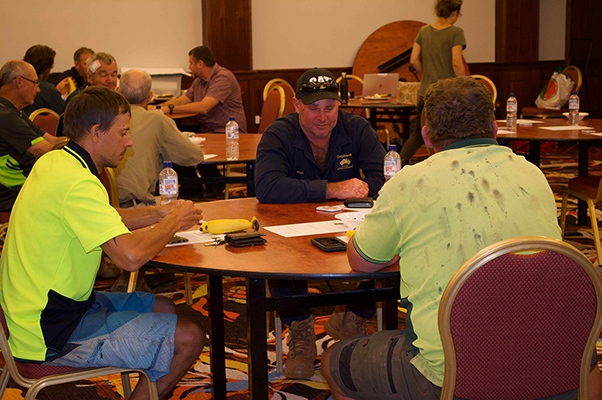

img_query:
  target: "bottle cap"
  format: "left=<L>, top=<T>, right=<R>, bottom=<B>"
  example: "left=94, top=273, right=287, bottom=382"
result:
left=156, top=105, right=161, bottom=110
left=229, top=117, right=235, bottom=121
left=572, top=91, right=577, bottom=95
left=163, top=161, right=172, bottom=168
left=388, top=145, right=397, bottom=151
left=509, top=93, right=515, bottom=97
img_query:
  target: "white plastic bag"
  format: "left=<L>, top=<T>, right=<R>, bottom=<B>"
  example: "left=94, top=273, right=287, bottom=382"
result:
left=534, top=69, right=574, bottom=110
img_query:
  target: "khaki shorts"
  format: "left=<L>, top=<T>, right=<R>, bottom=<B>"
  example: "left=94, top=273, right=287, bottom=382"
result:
left=329, top=329, right=587, bottom=400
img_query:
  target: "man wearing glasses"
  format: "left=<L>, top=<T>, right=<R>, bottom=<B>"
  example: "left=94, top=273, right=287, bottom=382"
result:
left=0, top=60, right=62, bottom=215
left=254, top=68, right=386, bottom=379
left=57, top=52, right=119, bottom=136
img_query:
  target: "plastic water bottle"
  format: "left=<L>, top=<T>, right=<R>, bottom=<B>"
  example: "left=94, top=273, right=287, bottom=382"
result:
left=568, top=91, right=580, bottom=126
left=159, top=161, right=178, bottom=205
left=340, top=73, right=349, bottom=104
left=506, top=93, right=517, bottom=132
left=225, top=117, right=239, bottom=160
left=384, top=145, right=401, bottom=181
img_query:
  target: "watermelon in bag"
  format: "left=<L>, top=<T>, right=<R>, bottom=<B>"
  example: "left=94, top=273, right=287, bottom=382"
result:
left=535, top=68, right=574, bottom=110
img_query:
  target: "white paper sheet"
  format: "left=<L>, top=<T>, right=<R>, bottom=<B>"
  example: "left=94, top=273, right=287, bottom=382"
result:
left=187, top=136, right=206, bottom=144
left=496, top=119, right=544, bottom=124
left=538, top=126, right=594, bottom=131
left=166, top=231, right=224, bottom=247
left=265, top=221, right=348, bottom=238
left=497, top=129, right=515, bottom=135
left=203, top=154, right=217, bottom=160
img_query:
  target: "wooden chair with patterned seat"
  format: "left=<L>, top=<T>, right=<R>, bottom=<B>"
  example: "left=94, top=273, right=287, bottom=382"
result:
left=521, top=65, right=583, bottom=119
left=0, top=303, right=159, bottom=400
left=258, top=85, right=285, bottom=133
left=263, top=78, right=296, bottom=116
left=28, top=108, right=60, bottom=136
left=560, top=176, right=602, bottom=265
left=438, top=236, right=601, bottom=400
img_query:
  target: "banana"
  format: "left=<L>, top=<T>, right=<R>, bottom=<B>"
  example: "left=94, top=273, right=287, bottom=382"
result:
left=199, top=217, right=259, bottom=234
left=67, top=77, right=76, bottom=94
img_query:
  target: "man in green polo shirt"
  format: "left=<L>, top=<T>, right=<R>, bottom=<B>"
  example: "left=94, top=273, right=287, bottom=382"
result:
left=0, top=86, right=205, bottom=400
left=0, top=60, right=62, bottom=214
left=320, top=76, right=590, bottom=399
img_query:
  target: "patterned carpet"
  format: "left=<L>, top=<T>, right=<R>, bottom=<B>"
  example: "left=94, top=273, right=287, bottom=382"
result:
left=1, top=143, right=601, bottom=399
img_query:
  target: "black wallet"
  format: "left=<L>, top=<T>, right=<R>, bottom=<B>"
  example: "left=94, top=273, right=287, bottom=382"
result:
left=225, top=231, right=267, bottom=247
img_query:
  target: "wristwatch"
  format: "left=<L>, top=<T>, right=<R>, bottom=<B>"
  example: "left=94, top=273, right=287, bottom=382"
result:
left=168, top=104, right=174, bottom=114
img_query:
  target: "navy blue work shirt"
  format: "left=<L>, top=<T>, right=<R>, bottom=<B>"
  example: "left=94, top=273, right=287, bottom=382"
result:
left=255, top=110, right=385, bottom=203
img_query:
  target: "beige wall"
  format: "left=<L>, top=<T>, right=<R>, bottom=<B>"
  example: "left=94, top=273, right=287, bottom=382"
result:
left=252, top=0, right=496, bottom=69
left=539, top=0, right=566, bottom=61
left=1, top=0, right=563, bottom=74
left=0, top=0, right=202, bottom=73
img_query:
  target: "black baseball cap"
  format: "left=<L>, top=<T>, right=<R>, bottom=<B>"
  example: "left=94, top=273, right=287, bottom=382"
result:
left=295, top=68, right=342, bottom=105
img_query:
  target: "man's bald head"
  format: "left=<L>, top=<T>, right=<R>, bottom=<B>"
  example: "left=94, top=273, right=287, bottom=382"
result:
left=119, top=69, right=153, bottom=105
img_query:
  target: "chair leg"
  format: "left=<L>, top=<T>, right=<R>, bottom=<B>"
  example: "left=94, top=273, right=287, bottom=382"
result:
left=127, top=271, right=139, bottom=293
left=375, top=280, right=383, bottom=331
left=184, top=272, right=193, bottom=306
left=560, top=189, right=570, bottom=238
left=0, top=368, right=11, bottom=397
left=587, top=199, right=602, bottom=265
left=275, top=314, right=284, bottom=374
left=121, top=372, right=132, bottom=399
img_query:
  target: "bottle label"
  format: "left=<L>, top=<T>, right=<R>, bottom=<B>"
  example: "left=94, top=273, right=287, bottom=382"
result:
left=569, top=98, right=579, bottom=111
left=160, top=178, right=178, bottom=195
left=226, top=126, right=239, bottom=140
left=384, top=159, right=400, bottom=176
left=506, top=102, right=516, bottom=113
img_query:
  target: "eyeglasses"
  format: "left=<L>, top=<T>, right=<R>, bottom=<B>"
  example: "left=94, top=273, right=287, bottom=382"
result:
left=298, top=81, right=339, bottom=94
left=17, top=76, right=39, bottom=86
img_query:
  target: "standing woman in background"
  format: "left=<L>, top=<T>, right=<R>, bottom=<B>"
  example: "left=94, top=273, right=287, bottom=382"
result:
left=400, top=0, right=466, bottom=166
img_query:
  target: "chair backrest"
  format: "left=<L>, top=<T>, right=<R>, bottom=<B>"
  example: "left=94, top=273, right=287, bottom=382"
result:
left=28, top=108, right=60, bottom=136
left=0, top=213, right=9, bottom=224
left=99, top=167, right=120, bottom=207
left=562, top=65, right=583, bottom=94
left=51, top=137, right=70, bottom=150
left=263, top=78, right=296, bottom=116
left=471, top=74, right=498, bottom=105
left=336, top=74, right=364, bottom=99
left=258, top=85, right=285, bottom=133
left=438, top=236, right=601, bottom=400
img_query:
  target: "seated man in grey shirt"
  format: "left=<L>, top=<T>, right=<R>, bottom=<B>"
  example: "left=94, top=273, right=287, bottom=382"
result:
left=115, top=69, right=204, bottom=208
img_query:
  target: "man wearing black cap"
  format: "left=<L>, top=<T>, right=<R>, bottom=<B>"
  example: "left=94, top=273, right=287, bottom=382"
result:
left=255, top=68, right=386, bottom=379
left=255, top=68, right=385, bottom=203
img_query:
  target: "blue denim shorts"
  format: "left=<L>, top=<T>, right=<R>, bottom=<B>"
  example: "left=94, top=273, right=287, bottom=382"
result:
left=41, top=291, right=177, bottom=382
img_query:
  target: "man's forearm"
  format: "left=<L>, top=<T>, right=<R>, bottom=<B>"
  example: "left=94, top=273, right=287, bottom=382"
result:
left=102, top=213, right=181, bottom=272
left=117, top=206, right=163, bottom=230
left=347, top=237, right=399, bottom=272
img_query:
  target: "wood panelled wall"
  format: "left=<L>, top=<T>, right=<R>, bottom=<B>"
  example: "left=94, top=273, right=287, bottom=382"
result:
left=182, top=61, right=601, bottom=133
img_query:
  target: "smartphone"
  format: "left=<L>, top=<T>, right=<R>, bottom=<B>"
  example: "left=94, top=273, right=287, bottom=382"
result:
left=168, top=235, right=189, bottom=245
left=311, top=237, right=347, bottom=252
left=344, top=197, right=374, bottom=208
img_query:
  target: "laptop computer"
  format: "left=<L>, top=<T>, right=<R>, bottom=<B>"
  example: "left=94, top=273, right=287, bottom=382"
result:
left=362, top=73, right=399, bottom=98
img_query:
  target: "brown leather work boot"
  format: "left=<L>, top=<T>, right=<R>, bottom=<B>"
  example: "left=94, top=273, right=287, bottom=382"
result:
left=324, top=305, right=367, bottom=341
left=284, top=315, right=317, bottom=379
